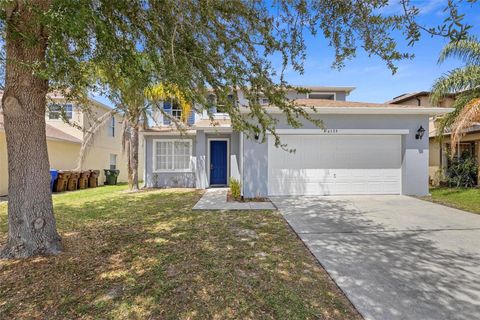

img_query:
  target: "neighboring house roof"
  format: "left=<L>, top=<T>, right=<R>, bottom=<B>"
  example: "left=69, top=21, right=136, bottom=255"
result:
left=386, top=91, right=458, bottom=105
left=44, top=124, right=82, bottom=143
left=385, top=91, right=430, bottom=104
left=0, top=113, right=81, bottom=144
left=430, top=123, right=480, bottom=138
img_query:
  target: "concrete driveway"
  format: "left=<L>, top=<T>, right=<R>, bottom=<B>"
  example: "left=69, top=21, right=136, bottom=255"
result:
left=272, top=195, right=480, bottom=320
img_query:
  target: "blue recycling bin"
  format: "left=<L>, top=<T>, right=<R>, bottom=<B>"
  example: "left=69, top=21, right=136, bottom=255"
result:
left=50, top=169, right=59, bottom=192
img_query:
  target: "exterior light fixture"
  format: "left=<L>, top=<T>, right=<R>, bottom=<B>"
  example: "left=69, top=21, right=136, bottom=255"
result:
left=254, top=126, right=260, bottom=140
left=415, top=126, right=425, bottom=140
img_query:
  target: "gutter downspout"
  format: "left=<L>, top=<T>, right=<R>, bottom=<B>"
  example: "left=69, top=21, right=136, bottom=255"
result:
left=142, top=134, right=147, bottom=188
left=240, top=132, right=244, bottom=197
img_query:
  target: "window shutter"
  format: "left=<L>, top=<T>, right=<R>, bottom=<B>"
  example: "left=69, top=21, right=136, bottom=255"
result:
left=163, top=102, right=172, bottom=125
left=187, top=110, right=195, bottom=125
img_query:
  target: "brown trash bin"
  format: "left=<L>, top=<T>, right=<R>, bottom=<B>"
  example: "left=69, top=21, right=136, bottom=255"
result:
left=67, top=171, right=80, bottom=191
left=78, top=170, right=91, bottom=189
left=55, top=171, right=71, bottom=192
left=89, top=170, right=100, bottom=188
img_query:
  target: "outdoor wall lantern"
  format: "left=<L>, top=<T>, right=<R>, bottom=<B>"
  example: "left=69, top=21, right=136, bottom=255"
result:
left=415, top=126, right=426, bottom=140
left=254, top=126, right=260, bottom=140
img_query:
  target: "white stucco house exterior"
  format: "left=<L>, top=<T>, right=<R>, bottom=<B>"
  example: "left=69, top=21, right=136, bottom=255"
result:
left=141, top=86, right=452, bottom=197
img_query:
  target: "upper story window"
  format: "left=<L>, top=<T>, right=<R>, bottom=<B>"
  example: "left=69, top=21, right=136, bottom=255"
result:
left=207, top=94, right=216, bottom=106
left=307, top=92, right=336, bottom=100
left=260, top=97, right=269, bottom=105
left=171, top=103, right=182, bottom=120
left=108, top=116, right=115, bottom=137
left=48, top=103, right=73, bottom=120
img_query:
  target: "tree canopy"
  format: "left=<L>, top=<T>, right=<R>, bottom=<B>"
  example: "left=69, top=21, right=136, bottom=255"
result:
left=0, top=0, right=477, bottom=258
left=1, top=0, right=476, bottom=143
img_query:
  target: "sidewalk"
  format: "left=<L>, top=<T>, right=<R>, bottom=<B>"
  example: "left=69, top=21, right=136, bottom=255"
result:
left=193, top=188, right=275, bottom=210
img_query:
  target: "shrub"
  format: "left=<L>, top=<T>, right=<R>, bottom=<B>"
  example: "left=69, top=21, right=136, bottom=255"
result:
left=230, top=178, right=241, bottom=200
left=446, top=152, right=478, bottom=188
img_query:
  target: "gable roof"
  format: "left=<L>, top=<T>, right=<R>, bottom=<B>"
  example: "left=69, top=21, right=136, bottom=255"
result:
left=0, top=113, right=81, bottom=144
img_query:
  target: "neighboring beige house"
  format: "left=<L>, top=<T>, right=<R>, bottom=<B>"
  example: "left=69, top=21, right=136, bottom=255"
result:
left=387, top=91, right=480, bottom=185
left=0, top=92, right=143, bottom=196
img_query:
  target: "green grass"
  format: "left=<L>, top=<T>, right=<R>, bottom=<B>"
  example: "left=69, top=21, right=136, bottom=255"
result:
left=0, top=186, right=358, bottom=319
left=424, top=187, right=480, bottom=214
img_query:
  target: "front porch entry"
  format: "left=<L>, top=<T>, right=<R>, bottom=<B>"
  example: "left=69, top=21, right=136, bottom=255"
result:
left=208, top=139, right=229, bottom=186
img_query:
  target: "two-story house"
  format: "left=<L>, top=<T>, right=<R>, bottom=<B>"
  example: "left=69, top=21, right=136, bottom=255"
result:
left=387, top=91, right=480, bottom=186
left=0, top=92, right=143, bottom=196
left=142, top=86, right=451, bottom=197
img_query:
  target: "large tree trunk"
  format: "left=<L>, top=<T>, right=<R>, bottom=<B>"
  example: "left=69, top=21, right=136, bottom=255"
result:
left=0, top=1, right=62, bottom=259
left=129, top=125, right=139, bottom=191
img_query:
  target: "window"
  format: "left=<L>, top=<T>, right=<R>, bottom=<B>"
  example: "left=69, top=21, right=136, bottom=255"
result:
left=48, top=104, right=73, bottom=120
left=260, top=97, right=269, bottom=105
left=206, top=94, right=217, bottom=113
left=171, top=103, right=182, bottom=120
left=207, top=94, right=216, bottom=106
left=109, top=154, right=117, bottom=170
left=307, top=92, right=336, bottom=100
left=153, top=139, right=192, bottom=172
left=108, top=116, right=115, bottom=137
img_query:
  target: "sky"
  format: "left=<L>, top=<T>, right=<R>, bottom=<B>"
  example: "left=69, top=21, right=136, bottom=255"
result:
left=281, top=0, right=480, bottom=103
left=92, top=0, right=480, bottom=106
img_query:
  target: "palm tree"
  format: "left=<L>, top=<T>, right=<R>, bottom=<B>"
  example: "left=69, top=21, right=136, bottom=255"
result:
left=431, top=36, right=480, bottom=155
left=78, top=82, right=192, bottom=192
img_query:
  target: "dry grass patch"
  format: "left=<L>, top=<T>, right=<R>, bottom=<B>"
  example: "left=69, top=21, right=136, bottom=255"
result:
left=0, top=185, right=359, bottom=319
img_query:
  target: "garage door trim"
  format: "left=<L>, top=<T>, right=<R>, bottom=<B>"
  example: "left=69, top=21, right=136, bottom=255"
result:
left=268, top=129, right=410, bottom=135
left=267, top=134, right=402, bottom=196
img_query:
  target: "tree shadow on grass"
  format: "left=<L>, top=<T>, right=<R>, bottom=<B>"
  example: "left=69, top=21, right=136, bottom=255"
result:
left=0, top=190, right=359, bottom=320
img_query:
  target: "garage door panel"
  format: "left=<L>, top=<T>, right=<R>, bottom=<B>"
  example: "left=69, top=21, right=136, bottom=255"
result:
left=268, top=135, right=401, bottom=196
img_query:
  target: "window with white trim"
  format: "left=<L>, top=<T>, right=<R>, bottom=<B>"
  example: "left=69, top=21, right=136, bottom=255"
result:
left=109, top=154, right=117, bottom=170
left=108, top=116, right=115, bottom=137
left=171, top=103, right=182, bottom=120
left=307, top=92, right=336, bottom=100
left=48, top=103, right=73, bottom=120
left=153, top=139, right=192, bottom=172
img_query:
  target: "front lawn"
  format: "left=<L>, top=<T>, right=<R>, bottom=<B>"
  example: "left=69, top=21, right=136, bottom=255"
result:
left=424, top=187, right=480, bottom=214
left=0, top=186, right=358, bottom=319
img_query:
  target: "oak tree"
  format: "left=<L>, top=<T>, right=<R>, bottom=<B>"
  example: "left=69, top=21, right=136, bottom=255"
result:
left=0, top=0, right=474, bottom=258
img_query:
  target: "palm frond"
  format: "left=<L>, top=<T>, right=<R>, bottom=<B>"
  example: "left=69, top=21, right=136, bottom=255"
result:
left=438, top=36, right=480, bottom=66
left=434, top=90, right=480, bottom=141
left=450, top=98, right=480, bottom=155
left=430, top=65, right=480, bottom=105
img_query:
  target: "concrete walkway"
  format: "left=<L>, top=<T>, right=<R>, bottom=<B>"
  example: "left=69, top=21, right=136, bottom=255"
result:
left=272, top=195, right=480, bottom=320
left=193, top=188, right=275, bottom=210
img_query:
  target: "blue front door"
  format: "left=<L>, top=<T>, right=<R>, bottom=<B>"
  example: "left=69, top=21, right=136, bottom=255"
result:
left=210, top=140, right=228, bottom=185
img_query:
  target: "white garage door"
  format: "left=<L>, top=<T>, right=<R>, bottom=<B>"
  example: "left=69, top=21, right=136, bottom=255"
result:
left=268, top=135, right=401, bottom=196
